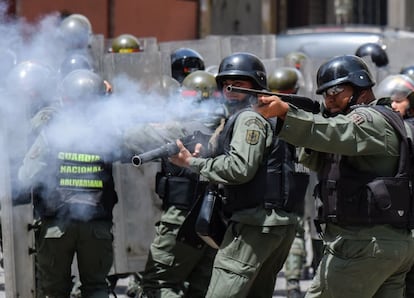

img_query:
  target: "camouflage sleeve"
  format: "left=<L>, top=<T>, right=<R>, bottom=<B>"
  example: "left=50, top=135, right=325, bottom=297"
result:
left=279, top=106, right=400, bottom=156
left=190, top=110, right=272, bottom=184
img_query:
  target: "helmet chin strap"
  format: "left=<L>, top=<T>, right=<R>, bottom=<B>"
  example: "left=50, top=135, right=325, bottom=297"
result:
left=347, top=88, right=360, bottom=109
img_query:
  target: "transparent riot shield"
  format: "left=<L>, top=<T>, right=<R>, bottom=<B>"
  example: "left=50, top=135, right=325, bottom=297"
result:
left=158, top=38, right=223, bottom=70
left=110, top=162, right=162, bottom=276
left=358, top=55, right=389, bottom=86
left=139, top=37, right=159, bottom=52
left=89, top=34, right=106, bottom=77
left=261, top=57, right=285, bottom=75
left=215, top=34, right=277, bottom=60
left=102, top=51, right=164, bottom=89
left=384, top=38, right=414, bottom=75
left=302, top=57, right=331, bottom=105
left=0, top=104, right=36, bottom=297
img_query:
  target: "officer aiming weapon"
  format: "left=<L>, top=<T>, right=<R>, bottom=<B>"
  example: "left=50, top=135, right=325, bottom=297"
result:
left=131, top=130, right=210, bottom=167
left=226, top=85, right=320, bottom=113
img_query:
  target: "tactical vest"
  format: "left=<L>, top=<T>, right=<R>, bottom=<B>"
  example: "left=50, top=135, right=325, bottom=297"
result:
left=35, top=126, right=118, bottom=221
left=155, top=125, right=213, bottom=211
left=317, top=105, right=414, bottom=228
left=264, top=118, right=310, bottom=215
left=215, top=108, right=269, bottom=213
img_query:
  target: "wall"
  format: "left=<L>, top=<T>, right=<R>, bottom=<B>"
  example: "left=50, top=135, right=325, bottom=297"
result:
left=17, top=0, right=198, bottom=41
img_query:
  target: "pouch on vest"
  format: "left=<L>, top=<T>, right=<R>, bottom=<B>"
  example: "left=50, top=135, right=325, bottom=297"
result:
left=156, top=174, right=197, bottom=210
left=286, top=172, right=309, bottom=215
left=366, top=177, right=412, bottom=227
left=155, top=172, right=167, bottom=199
left=195, top=188, right=228, bottom=249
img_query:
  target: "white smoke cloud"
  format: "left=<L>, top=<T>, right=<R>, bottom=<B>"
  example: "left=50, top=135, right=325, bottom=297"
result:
left=0, top=9, right=223, bottom=221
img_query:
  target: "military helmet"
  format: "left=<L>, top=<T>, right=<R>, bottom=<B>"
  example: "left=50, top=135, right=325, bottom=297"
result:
left=181, top=70, right=218, bottom=100
left=268, top=67, right=304, bottom=94
left=59, top=14, right=92, bottom=50
left=215, top=52, right=267, bottom=90
left=400, top=65, right=414, bottom=81
left=6, top=60, right=57, bottom=115
left=6, top=60, right=56, bottom=99
left=355, top=43, right=389, bottom=68
left=316, top=55, right=375, bottom=94
left=284, top=52, right=309, bottom=70
left=111, top=34, right=141, bottom=53
left=375, top=74, right=414, bottom=107
left=60, top=69, right=106, bottom=104
left=171, top=48, right=205, bottom=84
left=58, top=53, right=93, bottom=77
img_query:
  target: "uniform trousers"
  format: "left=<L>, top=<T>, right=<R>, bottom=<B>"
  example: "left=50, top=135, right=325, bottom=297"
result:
left=305, top=224, right=414, bottom=298
left=36, top=218, right=113, bottom=298
left=206, top=222, right=296, bottom=298
left=141, top=208, right=217, bottom=298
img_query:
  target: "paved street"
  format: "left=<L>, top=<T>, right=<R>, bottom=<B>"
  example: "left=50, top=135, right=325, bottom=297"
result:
left=110, top=271, right=313, bottom=298
left=0, top=267, right=312, bottom=297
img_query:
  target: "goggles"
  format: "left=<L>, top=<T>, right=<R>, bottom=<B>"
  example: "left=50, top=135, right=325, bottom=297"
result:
left=322, top=85, right=344, bottom=98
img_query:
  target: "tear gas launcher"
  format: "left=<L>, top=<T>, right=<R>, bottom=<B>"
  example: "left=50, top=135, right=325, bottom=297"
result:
left=131, top=130, right=210, bottom=167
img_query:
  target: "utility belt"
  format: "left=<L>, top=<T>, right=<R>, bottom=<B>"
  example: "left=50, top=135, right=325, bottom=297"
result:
left=318, top=176, right=414, bottom=229
left=264, top=171, right=309, bottom=215
left=156, top=173, right=205, bottom=210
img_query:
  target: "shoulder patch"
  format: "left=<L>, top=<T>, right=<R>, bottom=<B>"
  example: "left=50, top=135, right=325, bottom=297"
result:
left=246, top=130, right=260, bottom=145
left=245, top=117, right=265, bottom=131
left=347, top=109, right=373, bottom=125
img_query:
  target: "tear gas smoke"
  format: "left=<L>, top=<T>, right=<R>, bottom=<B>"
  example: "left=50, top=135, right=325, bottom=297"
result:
left=0, top=9, right=223, bottom=221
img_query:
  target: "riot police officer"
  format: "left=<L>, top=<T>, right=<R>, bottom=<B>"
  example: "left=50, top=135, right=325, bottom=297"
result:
left=256, top=55, right=414, bottom=297
left=136, top=70, right=222, bottom=298
left=376, top=74, right=414, bottom=123
left=170, top=48, right=205, bottom=84
left=17, top=69, right=123, bottom=297
left=375, top=74, right=414, bottom=298
left=170, top=52, right=298, bottom=297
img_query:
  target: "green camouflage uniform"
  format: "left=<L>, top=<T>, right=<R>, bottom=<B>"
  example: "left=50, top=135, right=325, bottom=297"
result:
left=19, top=109, right=123, bottom=297
left=189, top=110, right=298, bottom=297
left=125, top=112, right=223, bottom=298
left=276, top=103, right=414, bottom=298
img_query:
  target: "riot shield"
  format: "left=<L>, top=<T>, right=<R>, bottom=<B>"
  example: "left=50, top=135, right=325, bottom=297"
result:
left=110, top=162, right=162, bottom=275
left=102, top=51, right=164, bottom=89
left=261, top=57, right=285, bottom=80
left=89, top=34, right=106, bottom=77
left=384, top=38, right=414, bottom=75
left=0, top=102, right=36, bottom=297
left=214, top=34, right=277, bottom=60
left=158, top=38, right=223, bottom=70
